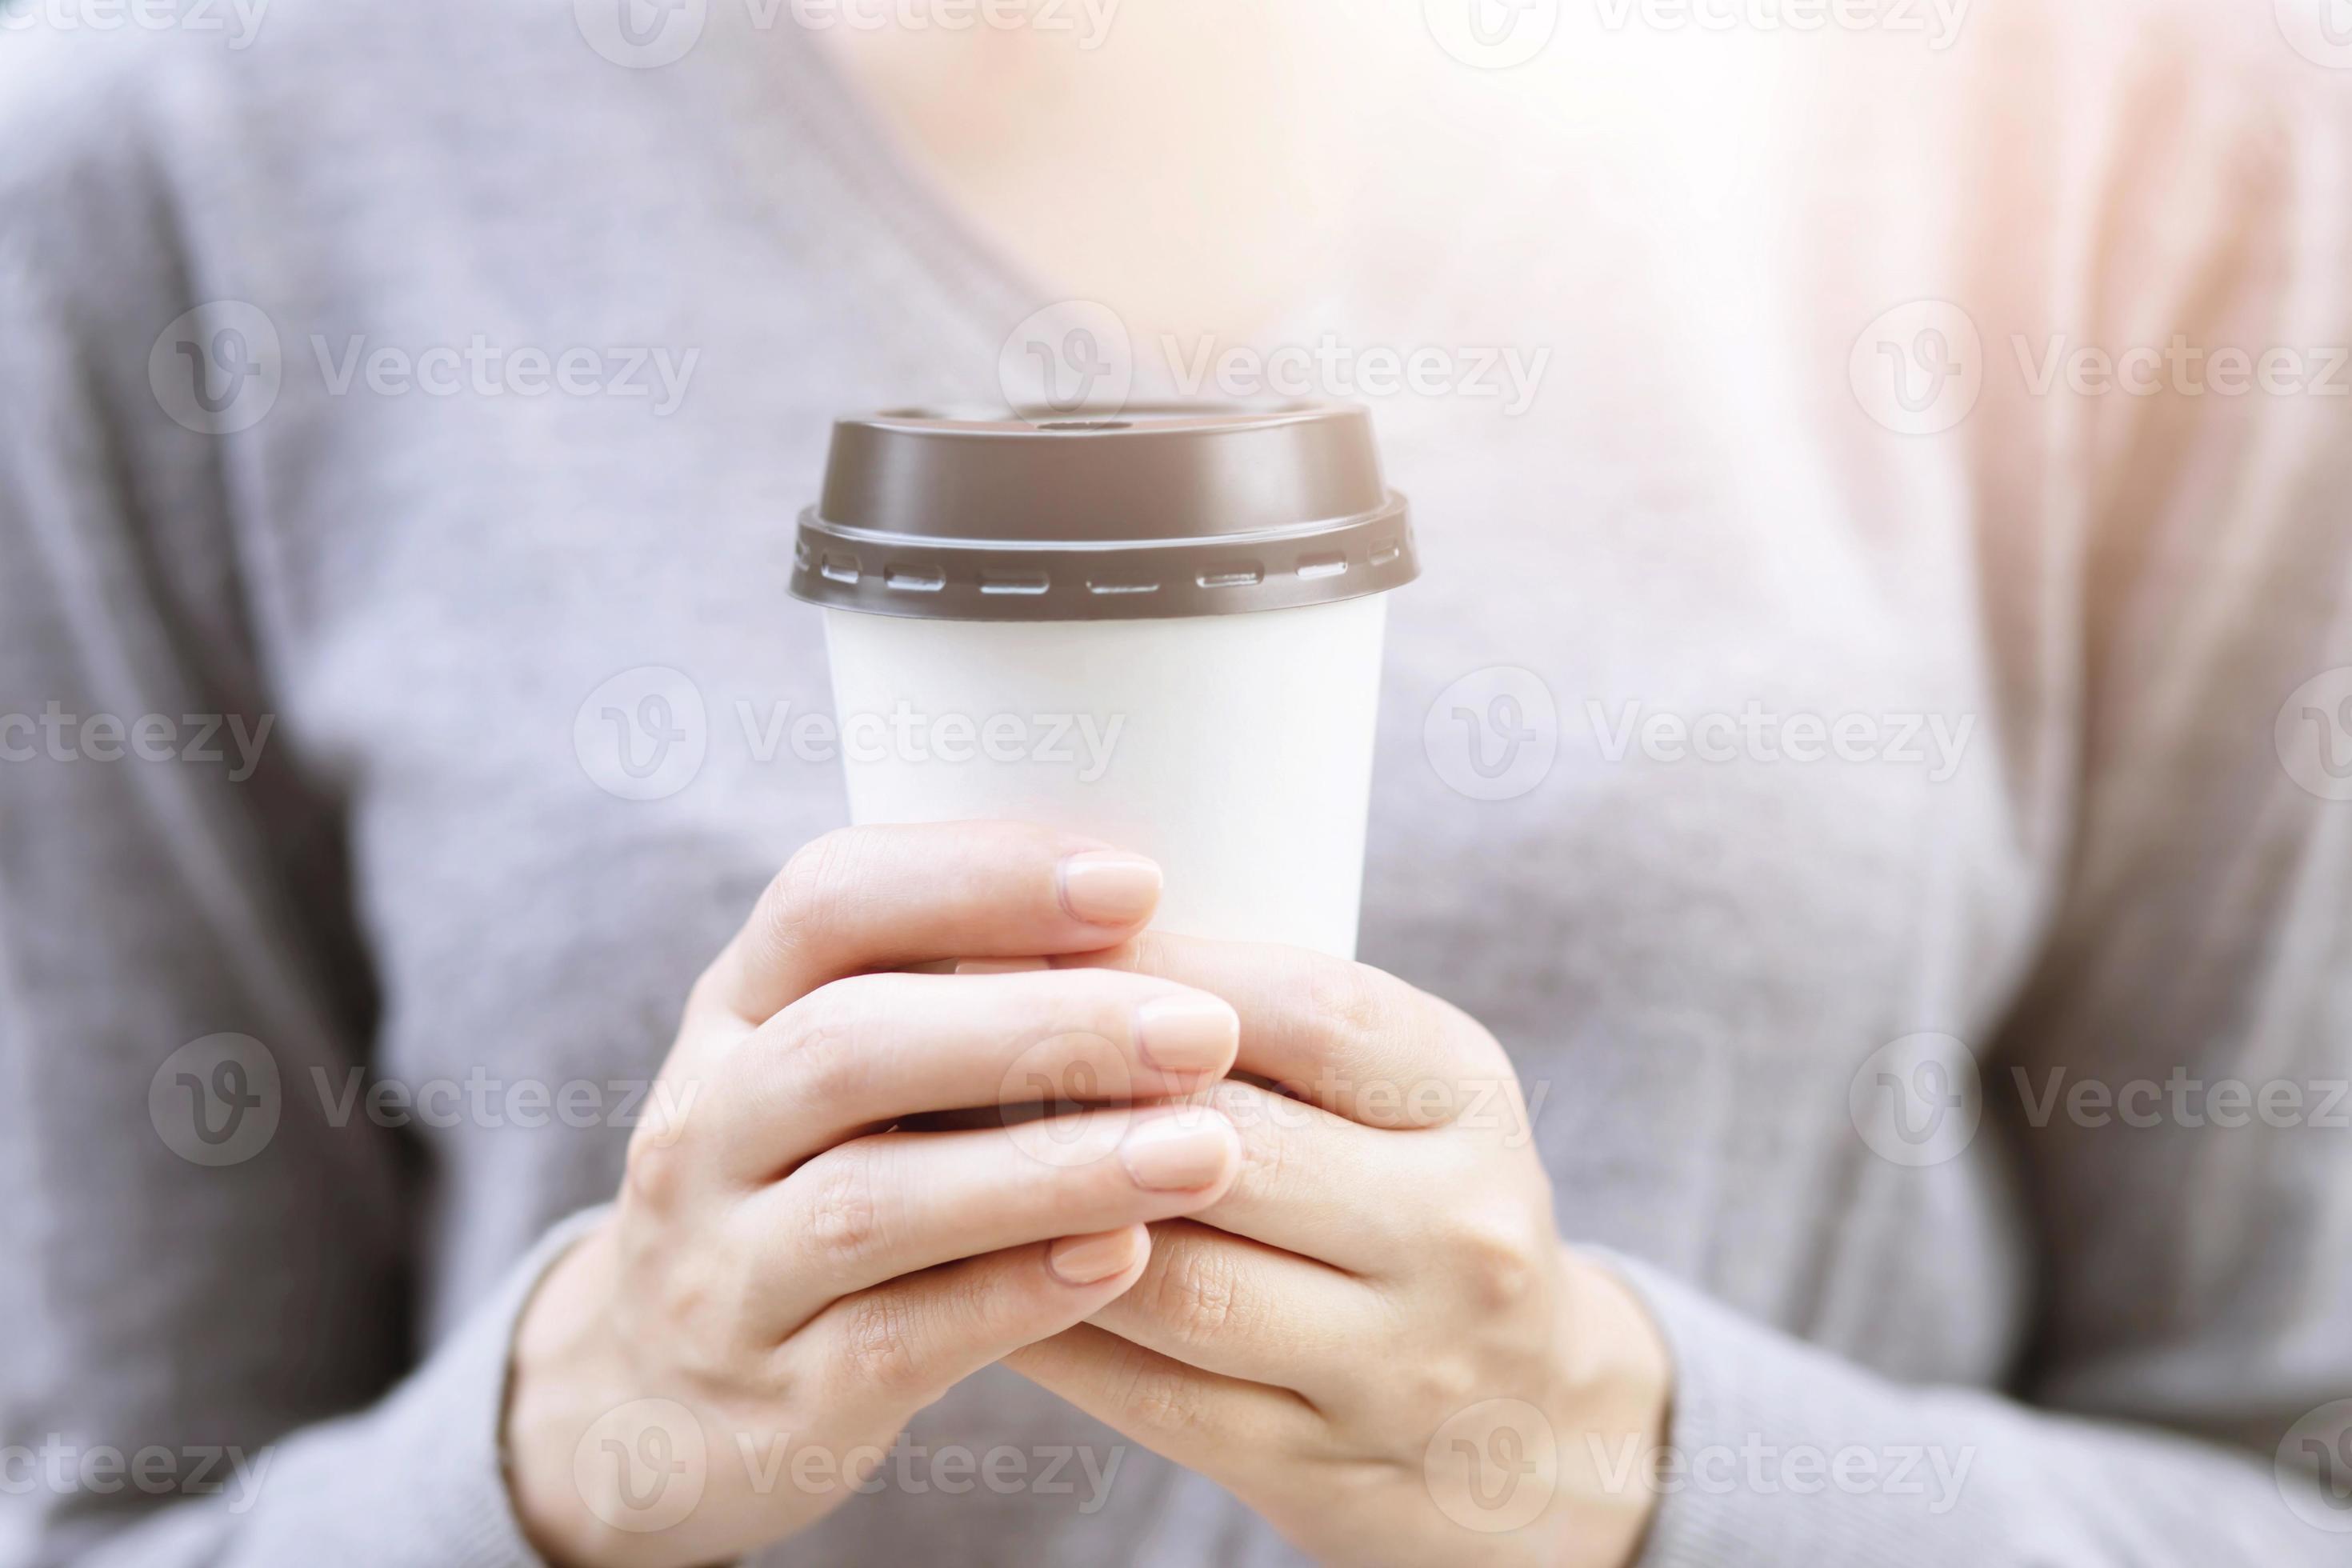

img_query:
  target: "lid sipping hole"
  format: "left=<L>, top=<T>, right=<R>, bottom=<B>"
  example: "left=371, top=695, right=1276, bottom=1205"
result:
left=1198, top=563, right=1265, bottom=589
left=1034, top=420, right=1133, bottom=432
left=820, top=554, right=862, bottom=585
left=884, top=565, right=946, bottom=592
left=1297, top=553, right=1350, bottom=580
left=980, top=570, right=1050, bottom=596
left=1086, top=577, right=1162, bottom=596
left=1369, top=540, right=1402, bottom=566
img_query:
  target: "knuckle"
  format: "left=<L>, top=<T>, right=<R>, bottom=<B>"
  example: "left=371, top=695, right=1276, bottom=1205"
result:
left=1449, top=1211, right=1547, bottom=1312
left=1301, top=960, right=1394, bottom=1085
left=762, top=829, right=864, bottom=948
left=1148, top=1242, right=1245, bottom=1345
left=623, top=1119, right=686, bottom=1210
left=836, top=1293, right=930, bottom=1396
left=1383, top=1347, right=1482, bottom=1426
left=1118, top=1358, right=1211, bottom=1441
left=1306, top=958, right=1386, bottom=1040
left=930, top=1254, right=1018, bottom=1344
left=774, top=989, right=874, bottom=1110
left=685, top=960, right=730, bottom=1018
left=1224, top=1107, right=1290, bottom=1202
left=800, top=1144, right=887, bottom=1269
left=638, top=1255, right=759, bottom=1386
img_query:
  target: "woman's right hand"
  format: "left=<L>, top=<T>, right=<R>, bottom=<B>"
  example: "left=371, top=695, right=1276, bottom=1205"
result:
left=503, top=823, right=1247, bottom=1568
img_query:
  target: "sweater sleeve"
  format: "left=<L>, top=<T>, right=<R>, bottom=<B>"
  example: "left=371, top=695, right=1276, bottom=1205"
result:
left=1610, top=7, right=2352, bottom=1562
left=0, top=34, right=593, bottom=1568
left=1610, top=1250, right=2349, bottom=1565
left=30, top=1214, right=610, bottom=1568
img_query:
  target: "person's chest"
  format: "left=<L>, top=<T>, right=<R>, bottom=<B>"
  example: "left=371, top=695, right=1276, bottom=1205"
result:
left=226, top=56, right=2049, bottom=1360
left=250, top=390, right=2034, bottom=1353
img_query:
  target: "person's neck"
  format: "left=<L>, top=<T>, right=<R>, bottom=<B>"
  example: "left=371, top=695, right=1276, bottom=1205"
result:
left=814, top=4, right=1401, bottom=345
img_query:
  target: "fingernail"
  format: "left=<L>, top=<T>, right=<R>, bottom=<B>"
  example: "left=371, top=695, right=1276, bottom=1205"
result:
left=1134, top=994, right=1238, bottom=1076
left=1058, top=851, right=1162, bottom=926
left=1118, top=1113, right=1237, bottom=1191
left=955, top=958, right=1051, bottom=975
left=1047, top=1227, right=1145, bottom=1285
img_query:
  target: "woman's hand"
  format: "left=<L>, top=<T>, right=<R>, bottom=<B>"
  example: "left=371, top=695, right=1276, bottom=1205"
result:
left=1006, top=933, right=1674, bottom=1568
left=502, top=824, right=1249, bottom=1568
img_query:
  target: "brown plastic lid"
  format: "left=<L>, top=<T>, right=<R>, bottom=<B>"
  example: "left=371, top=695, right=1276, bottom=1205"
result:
left=790, top=402, right=1417, bottom=622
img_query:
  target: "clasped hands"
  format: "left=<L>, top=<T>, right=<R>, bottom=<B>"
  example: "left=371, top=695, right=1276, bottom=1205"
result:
left=506, top=822, right=1670, bottom=1567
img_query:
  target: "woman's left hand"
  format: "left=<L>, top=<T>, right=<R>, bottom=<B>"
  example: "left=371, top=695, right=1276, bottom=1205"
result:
left=1006, top=932, right=1674, bottom=1567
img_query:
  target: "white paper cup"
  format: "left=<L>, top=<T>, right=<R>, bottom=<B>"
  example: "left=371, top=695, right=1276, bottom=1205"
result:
left=794, top=405, right=1418, bottom=959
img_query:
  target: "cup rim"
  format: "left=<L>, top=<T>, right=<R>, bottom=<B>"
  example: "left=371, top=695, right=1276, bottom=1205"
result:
left=792, top=402, right=1419, bottom=623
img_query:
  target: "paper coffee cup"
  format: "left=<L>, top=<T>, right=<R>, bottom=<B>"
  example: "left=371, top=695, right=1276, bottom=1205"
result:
left=790, top=405, right=1418, bottom=958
